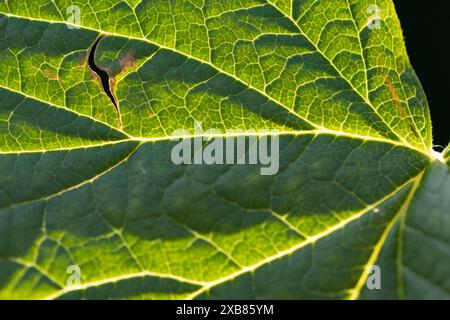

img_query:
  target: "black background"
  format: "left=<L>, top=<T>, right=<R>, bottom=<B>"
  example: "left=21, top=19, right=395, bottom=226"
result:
left=393, top=0, right=449, bottom=149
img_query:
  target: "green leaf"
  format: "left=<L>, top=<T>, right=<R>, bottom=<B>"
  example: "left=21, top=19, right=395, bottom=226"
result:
left=0, top=0, right=448, bottom=299
left=444, top=145, right=450, bottom=166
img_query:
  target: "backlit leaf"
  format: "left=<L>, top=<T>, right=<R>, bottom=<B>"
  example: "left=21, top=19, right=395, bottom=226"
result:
left=0, top=0, right=448, bottom=299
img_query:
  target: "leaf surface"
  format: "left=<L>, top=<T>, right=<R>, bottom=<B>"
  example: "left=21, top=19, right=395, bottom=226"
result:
left=0, top=0, right=448, bottom=299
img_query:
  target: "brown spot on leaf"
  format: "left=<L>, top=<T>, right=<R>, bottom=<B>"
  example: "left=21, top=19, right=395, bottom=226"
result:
left=384, top=76, right=405, bottom=117
left=119, top=50, right=136, bottom=72
left=32, top=66, right=62, bottom=82
left=77, top=56, right=86, bottom=68
left=147, top=106, right=155, bottom=118
left=107, top=76, right=115, bottom=91
left=384, top=76, right=419, bottom=138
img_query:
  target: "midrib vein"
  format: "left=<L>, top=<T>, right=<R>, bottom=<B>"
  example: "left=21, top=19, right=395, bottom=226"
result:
left=0, top=129, right=430, bottom=212
left=0, top=83, right=430, bottom=156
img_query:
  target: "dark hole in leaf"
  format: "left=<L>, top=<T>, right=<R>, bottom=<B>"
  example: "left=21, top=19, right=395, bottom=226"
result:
left=88, top=35, right=123, bottom=128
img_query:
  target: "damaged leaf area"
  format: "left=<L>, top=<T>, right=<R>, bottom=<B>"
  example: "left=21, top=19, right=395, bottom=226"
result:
left=87, top=36, right=122, bottom=128
left=0, top=0, right=449, bottom=300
